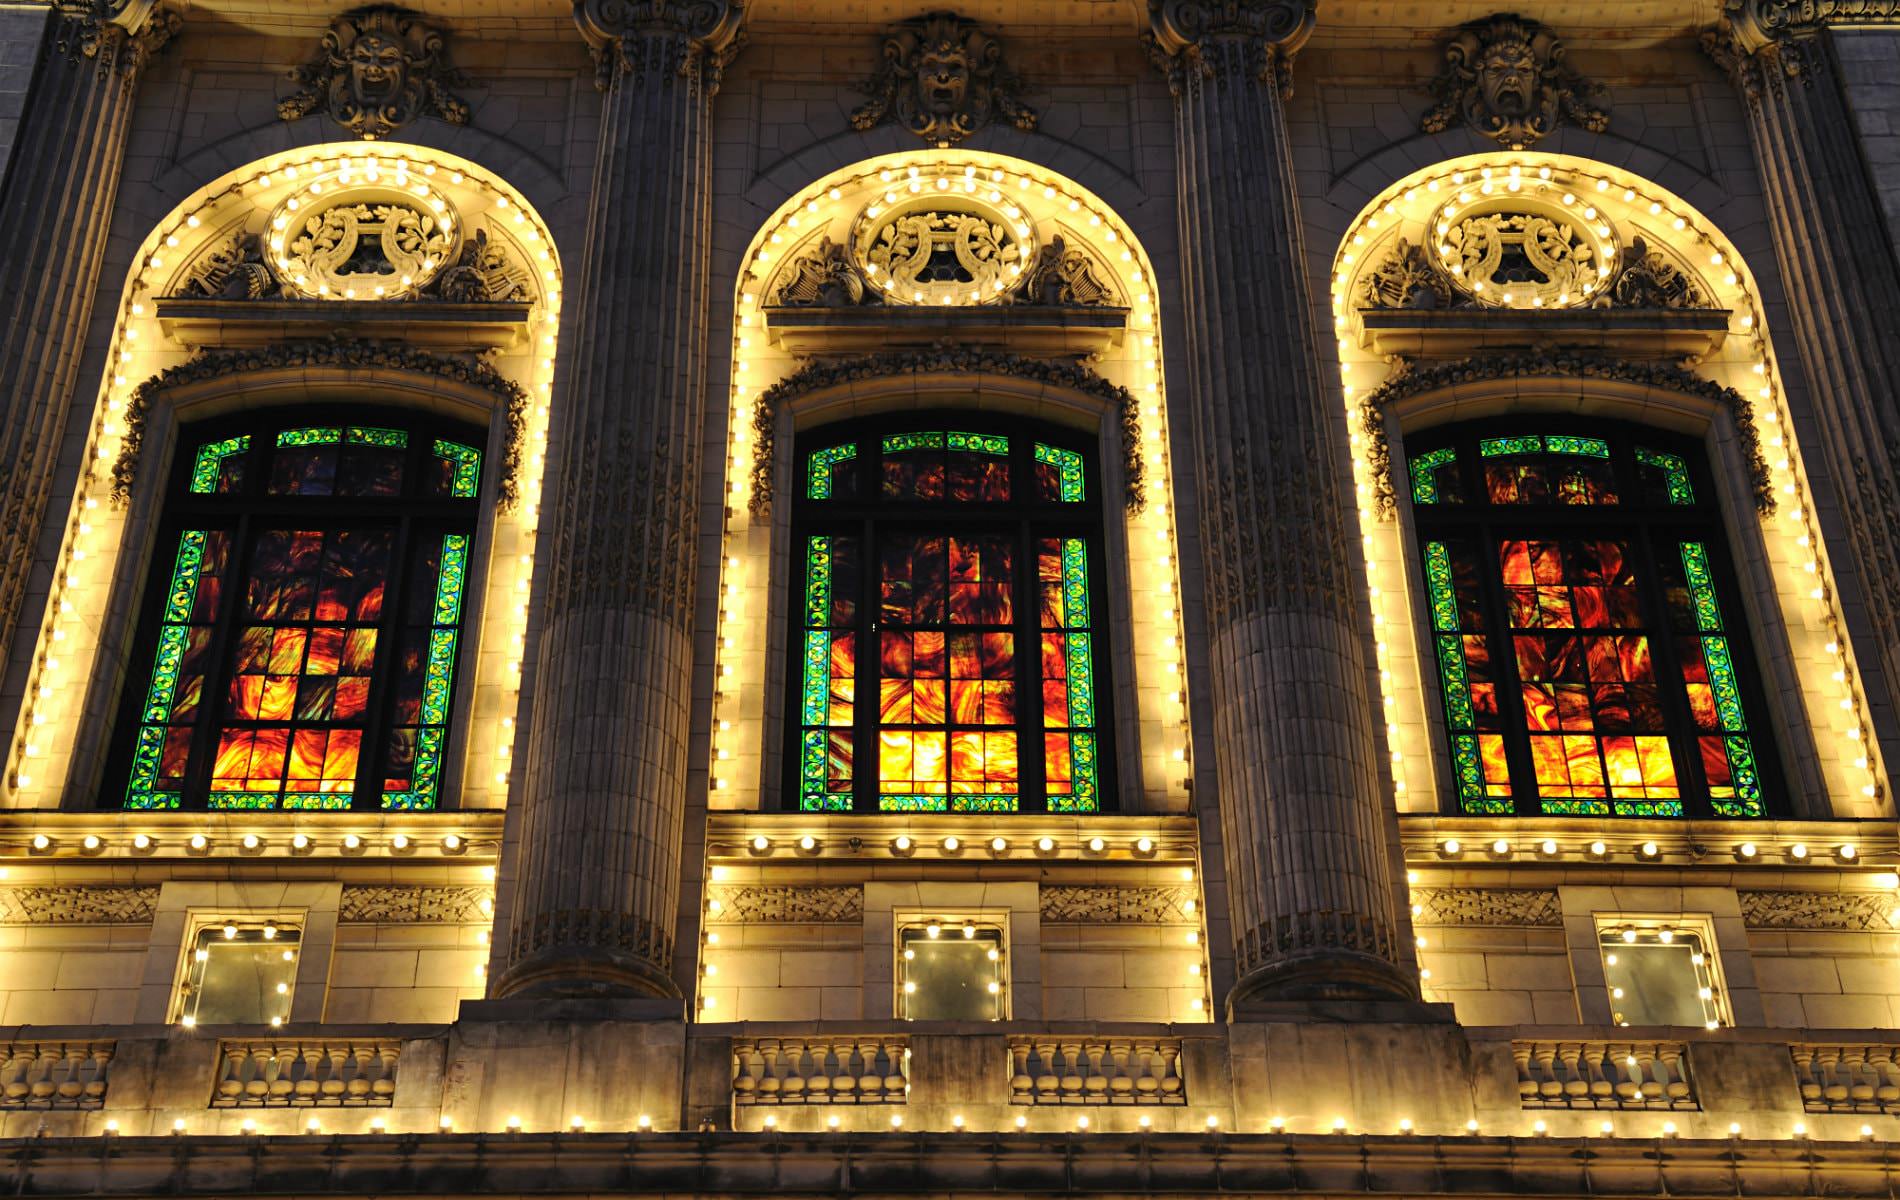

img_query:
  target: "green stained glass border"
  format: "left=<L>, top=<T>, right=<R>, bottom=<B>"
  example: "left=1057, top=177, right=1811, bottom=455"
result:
left=1479, top=435, right=1610, bottom=459
left=882, top=431, right=944, bottom=454
left=948, top=431, right=1009, bottom=456
left=881, top=431, right=1010, bottom=456
left=379, top=533, right=466, bottom=811
left=277, top=427, right=340, bottom=447
left=878, top=794, right=1021, bottom=813
left=276, top=426, right=408, bottom=449
left=126, top=529, right=208, bottom=810
left=188, top=436, right=250, bottom=495
left=1637, top=446, right=1695, bottom=505
left=1681, top=541, right=1722, bottom=631
left=1423, top=541, right=1458, bottom=632
left=1409, top=447, right=1457, bottom=504
left=348, top=426, right=407, bottom=448
left=806, top=443, right=857, bottom=500
left=1034, top=443, right=1086, bottom=503
left=1424, top=540, right=1488, bottom=813
left=433, top=439, right=482, bottom=498
left=798, top=730, right=851, bottom=812
left=1715, top=736, right=1764, bottom=817
left=433, top=534, right=470, bottom=626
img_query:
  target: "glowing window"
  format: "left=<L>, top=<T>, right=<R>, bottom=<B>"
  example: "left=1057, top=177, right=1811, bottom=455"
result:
left=790, top=417, right=1108, bottom=812
left=112, top=410, right=482, bottom=811
left=898, top=921, right=1006, bottom=1021
left=1598, top=921, right=1728, bottom=1029
left=1410, top=423, right=1773, bottom=818
left=177, top=919, right=301, bottom=1027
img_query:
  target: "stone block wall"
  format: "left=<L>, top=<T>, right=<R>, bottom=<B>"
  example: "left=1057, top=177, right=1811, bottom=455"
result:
left=1833, top=29, right=1900, bottom=265
left=0, top=6, right=44, bottom=190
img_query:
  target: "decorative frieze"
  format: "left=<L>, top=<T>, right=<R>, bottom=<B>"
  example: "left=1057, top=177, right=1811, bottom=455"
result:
left=1039, top=886, right=1198, bottom=924
left=707, top=886, right=862, bottom=925
left=0, top=1042, right=114, bottom=1110
left=748, top=348, right=1143, bottom=517
left=1514, top=1040, right=1696, bottom=1110
left=1009, top=1038, right=1186, bottom=1105
left=1738, top=890, right=1900, bottom=931
left=1408, top=887, right=1561, bottom=928
left=732, top=1037, right=906, bottom=1105
left=338, top=886, right=493, bottom=924
left=211, top=1040, right=399, bottom=1108
left=1791, top=1044, right=1900, bottom=1114
left=850, top=12, right=1037, bottom=146
left=1357, top=352, right=1774, bottom=521
left=0, top=885, right=158, bottom=924
left=1421, top=14, right=1609, bottom=148
left=279, top=7, right=470, bottom=140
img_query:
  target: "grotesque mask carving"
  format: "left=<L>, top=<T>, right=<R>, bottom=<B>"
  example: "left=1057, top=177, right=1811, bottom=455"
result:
left=279, top=7, right=470, bottom=140
left=1422, top=14, right=1608, bottom=149
left=852, top=12, right=1037, bottom=146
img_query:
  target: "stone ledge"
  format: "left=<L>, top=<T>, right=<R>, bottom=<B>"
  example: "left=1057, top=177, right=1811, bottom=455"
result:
left=1, top=1131, right=1895, bottom=1195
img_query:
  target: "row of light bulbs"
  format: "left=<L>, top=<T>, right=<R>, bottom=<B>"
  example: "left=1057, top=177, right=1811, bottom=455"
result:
left=1332, top=156, right=1881, bottom=816
left=1428, top=836, right=1885, bottom=868
left=5, top=146, right=560, bottom=809
left=707, top=155, right=1191, bottom=810
left=736, top=832, right=1192, bottom=860
left=11, top=830, right=497, bottom=861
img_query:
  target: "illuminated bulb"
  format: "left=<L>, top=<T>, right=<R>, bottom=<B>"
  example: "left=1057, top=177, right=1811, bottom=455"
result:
left=134, top=834, right=151, bottom=850
left=1076, top=1116, right=1090, bottom=1131
left=1136, top=837, right=1154, bottom=853
left=1087, top=836, right=1105, bottom=853
left=343, top=834, right=361, bottom=850
left=1398, top=1118, right=1414, bottom=1133
left=1839, top=844, right=1858, bottom=860
left=570, top=1115, right=585, bottom=1131
left=1465, top=1119, right=1479, bottom=1133
left=951, top=1114, right=964, bottom=1130
left=1794, top=1122, right=1808, bottom=1137
left=943, top=836, right=960, bottom=852
left=1640, top=841, right=1659, bottom=858
left=1739, top=842, right=1758, bottom=858
left=172, top=1119, right=186, bottom=1133
left=240, top=1119, right=257, bottom=1134
left=506, top=1115, right=522, bottom=1131
left=926, top=923, right=941, bottom=939
left=890, top=1115, right=904, bottom=1129
left=1331, top=1117, right=1347, bottom=1133
left=442, top=834, right=461, bottom=851
left=83, top=835, right=100, bottom=850
left=762, top=1114, right=777, bottom=1129
left=1590, top=840, right=1607, bottom=856
left=1037, top=837, right=1055, bottom=853
left=751, top=835, right=770, bottom=852
left=991, top=837, right=1007, bottom=852
left=797, top=835, right=817, bottom=852
left=1540, top=839, right=1557, bottom=856
left=1533, top=1119, right=1548, bottom=1135
left=1491, top=839, right=1509, bottom=856
left=31, top=834, right=49, bottom=850
left=1791, top=843, right=1809, bottom=860
left=180, top=1015, right=195, bottom=1028
left=242, top=834, right=260, bottom=850
left=1442, top=839, right=1461, bottom=855
left=893, top=836, right=912, bottom=852
left=223, top=925, right=238, bottom=939
left=1138, top=1115, right=1152, bottom=1130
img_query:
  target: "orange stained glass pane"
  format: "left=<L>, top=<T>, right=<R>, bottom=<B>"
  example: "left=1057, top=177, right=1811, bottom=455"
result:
left=341, top=628, right=378, bottom=673
left=1045, top=732, right=1072, bottom=786
left=827, top=731, right=853, bottom=785
left=211, top=730, right=253, bottom=783
left=305, top=627, right=343, bottom=675
left=1636, top=735, right=1678, bottom=793
left=333, top=676, right=369, bottom=719
left=1478, top=733, right=1511, bottom=795
left=950, top=730, right=984, bottom=788
left=245, top=729, right=289, bottom=789
left=1602, top=735, right=1643, bottom=791
left=267, top=628, right=307, bottom=673
left=912, top=731, right=947, bottom=786
left=1521, top=683, right=1558, bottom=731
left=288, top=730, right=326, bottom=780
left=1564, top=734, right=1605, bottom=794
left=979, top=681, right=1015, bottom=725
left=912, top=679, right=946, bottom=724
left=230, top=675, right=265, bottom=719
left=880, top=679, right=913, bottom=724
left=320, top=730, right=361, bottom=787
left=984, top=732, right=1018, bottom=784
left=949, top=679, right=982, bottom=723
left=257, top=675, right=297, bottom=721
left=1042, top=676, right=1068, bottom=727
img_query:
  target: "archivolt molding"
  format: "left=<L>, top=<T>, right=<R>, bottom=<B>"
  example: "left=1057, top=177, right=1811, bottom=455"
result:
left=8, top=144, right=562, bottom=815
left=747, top=348, right=1142, bottom=517
left=1329, top=150, right=1882, bottom=824
left=1356, top=352, right=1773, bottom=521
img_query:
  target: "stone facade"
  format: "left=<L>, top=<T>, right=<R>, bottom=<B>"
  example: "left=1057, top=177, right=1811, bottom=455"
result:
left=0, top=0, right=1898, bottom=1192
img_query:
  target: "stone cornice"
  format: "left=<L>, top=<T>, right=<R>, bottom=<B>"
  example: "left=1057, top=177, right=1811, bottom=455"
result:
left=4, top=1130, right=1900, bottom=1194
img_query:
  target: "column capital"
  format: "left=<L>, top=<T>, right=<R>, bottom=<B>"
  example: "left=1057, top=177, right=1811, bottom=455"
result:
left=1146, top=0, right=1316, bottom=94
left=573, top=0, right=743, bottom=92
left=54, top=0, right=180, bottom=83
left=1716, top=0, right=1900, bottom=57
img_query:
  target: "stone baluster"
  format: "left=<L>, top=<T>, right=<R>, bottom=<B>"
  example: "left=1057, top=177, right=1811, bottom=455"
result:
left=1705, top=1, right=1900, bottom=753
left=1010, top=1042, right=1032, bottom=1099
left=1512, top=1044, right=1536, bottom=1099
left=1034, top=1040, right=1059, bottom=1099
left=1659, top=1045, right=1690, bottom=1100
left=1133, top=1042, right=1160, bottom=1099
left=1873, top=1048, right=1900, bottom=1105
left=1844, top=1045, right=1874, bottom=1103
left=1793, top=1044, right=1822, bottom=1101
left=324, top=1046, right=349, bottom=1100
left=1819, top=1045, right=1847, bottom=1103
left=84, top=1046, right=110, bottom=1102
left=291, top=1046, right=318, bottom=1100
left=889, top=1040, right=910, bottom=1098
left=0, top=0, right=178, bottom=674
left=1158, top=1043, right=1184, bottom=1097
left=492, top=0, right=743, bottom=999
left=1146, top=0, right=1413, bottom=1004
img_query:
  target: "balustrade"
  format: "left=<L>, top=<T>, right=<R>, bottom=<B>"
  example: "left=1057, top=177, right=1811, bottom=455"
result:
left=1008, top=1038, right=1185, bottom=1105
left=730, top=1037, right=908, bottom=1105
left=210, top=1040, right=400, bottom=1108
left=1513, top=1040, right=1695, bottom=1110
left=1791, top=1044, right=1900, bottom=1114
left=0, top=1041, right=113, bottom=1109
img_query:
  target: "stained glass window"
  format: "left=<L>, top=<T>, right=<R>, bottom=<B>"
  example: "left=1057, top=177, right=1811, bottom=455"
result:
left=1409, top=423, right=1773, bottom=818
left=114, top=410, right=484, bottom=812
left=791, top=417, right=1109, bottom=813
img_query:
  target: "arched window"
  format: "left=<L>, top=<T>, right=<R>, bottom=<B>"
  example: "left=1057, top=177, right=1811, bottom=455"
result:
left=109, top=408, right=484, bottom=811
left=1407, top=420, right=1775, bottom=819
left=789, top=415, right=1110, bottom=813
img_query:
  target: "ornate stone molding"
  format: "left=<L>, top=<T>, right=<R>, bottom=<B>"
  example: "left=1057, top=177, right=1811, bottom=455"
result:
left=339, top=886, right=492, bottom=923
left=706, top=886, right=863, bottom=924
left=1357, top=351, right=1775, bottom=520
left=1715, top=0, right=1900, bottom=59
left=1739, top=890, right=1900, bottom=931
left=1039, top=886, right=1198, bottom=923
left=1145, top=0, right=1318, bottom=97
left=747, top=347, right=1143, bottom=516
left=279, top=7, right=470, bottom=140
left=53, top=0, right=180, bottom=84
left=573, top=0, right=743, bottom=94
left=1421, top=14, right=1608, bottom=149
left=1408, top=887, right=1561, bottom=927
left=174, top=224, right=530, bottom=305
left=111, top=338, right=528, bottom=511
left=850, top=12, right=1037, bottom=146
left=1357, top=224, right=1711, bottom=314
left=0, top=886, right=158, bottom=924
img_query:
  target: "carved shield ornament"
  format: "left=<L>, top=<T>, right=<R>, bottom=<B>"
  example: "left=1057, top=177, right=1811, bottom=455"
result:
left=279, top=7, right=471, bottom=140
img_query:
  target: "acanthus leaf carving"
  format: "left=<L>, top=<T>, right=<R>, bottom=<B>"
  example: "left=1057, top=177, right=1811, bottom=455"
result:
left=1408, top=887, right=1562, bottom=926
left=1145, top=0, right=1318, bottom=97
left=1420, top=13, right=1608, bottom=149
left=851, top=11, right=1037, bottom=146
left=1740, top=890, right=1900, bottom=931
left=1039, top=886, right=1198, bottom=923
left=1018, top=235, right=1116, bottom=306
left=573, top=0, right=743, bottom=95
left=279, top=7, right=471, bottom=140
left=0, top=885, right=159, bottom=924
left=705, top=885, right=863, bottom=924
left=339, top=885, right=493, bottom=923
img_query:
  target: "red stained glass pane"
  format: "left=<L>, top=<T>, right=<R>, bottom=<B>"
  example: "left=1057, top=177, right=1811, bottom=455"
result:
left=1045, top=732, right=1072, bottom=785
left=333, top=676, right=369, bottom=719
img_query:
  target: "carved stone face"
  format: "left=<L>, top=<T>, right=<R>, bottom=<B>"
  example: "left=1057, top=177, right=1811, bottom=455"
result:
left=347, top=32, right=406, bottom=105
left=916, top=39, right=969, bottom=115
left=1477, top=37, right=1537, bottom=117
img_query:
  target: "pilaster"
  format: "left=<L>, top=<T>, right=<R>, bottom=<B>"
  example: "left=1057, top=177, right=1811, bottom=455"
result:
left=491, top=0, right=741, bottom=1001
left=1705, top=0, right=1900, bottom=781
left=1146, top=0, right=1415, bottom=1003
left=0, top=0, right=176, bottom=678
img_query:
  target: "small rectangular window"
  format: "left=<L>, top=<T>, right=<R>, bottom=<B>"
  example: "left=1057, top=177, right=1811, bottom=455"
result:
left=178, top=920, right=301, bottom=1026
left=898, top=920, right=1005, bottom=1021
left=1598, top=919, right=1726, bottom=1029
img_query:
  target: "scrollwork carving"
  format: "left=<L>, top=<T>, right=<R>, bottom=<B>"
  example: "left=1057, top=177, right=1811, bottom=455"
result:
left=112, top=338, right=528, bottom=511
left=773, top=237, right=872, bottom=307
left=851, top=12, right=1037, bottom=146
left=1358, top=238, right=1454, bottom=310
left=339, top=885, right=493, bottom=923
left=279, top=7, right=470, bottom=140
left=1421, top=14, right=1609, bottom=149
left=0, top=886, right=158, bottom=924
left=747, top=347, right=1143, bottom=516
left=176, top=233, right=279, bottom=300
left=705, top=886, right=863, bottom=924
left=1408, top=887, right=1562, bottom=926
left=1040, top=886, right=1198, bottom=923
left=427, top=229, right=532, bottom=303
left=1739, top=890, right=1900, bottom=931
left=865, top=208, right=1024, bottom=300
left=1610, top=237, right=1711, bottom=310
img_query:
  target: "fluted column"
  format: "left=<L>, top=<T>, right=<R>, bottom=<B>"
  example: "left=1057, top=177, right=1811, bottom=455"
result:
left=494, top=0, right=741, bottom=1000
left=1705, top=1, right=1900, bottom=745
left=0, top=0, right=176, bottom=653
left=1148, top=0, right=1412, bottom=1003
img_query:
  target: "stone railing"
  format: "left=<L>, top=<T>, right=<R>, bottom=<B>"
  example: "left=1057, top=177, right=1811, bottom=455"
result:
left=1008, top=1038, right=1186, bottom=1105
left=731, top=1037, right=908, bottom=1105
left=1791, top=1044, right=1900, bottom=1114
left=211, top=1040, right=400, bottom=1108
left=0, top=1041, right=113, bottom=1110
left=1514, top=1040, right=1696, bottom=1110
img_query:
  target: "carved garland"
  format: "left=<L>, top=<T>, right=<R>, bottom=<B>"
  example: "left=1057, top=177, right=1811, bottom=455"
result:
left=1407, top=886, right=1562, bottom=927
left=706, top=885, right=864, bottom=924
left=1039, top=886, right=1198, bottom=923
left=1738, top=890, right=1900, bottom=931
left=748, top=348, right=1143, bottom=516
left=111, top=338, right=529, bottom=511
left=1356, top=352, right=1775, bottom=520
left=0, top=885, right=159, bottom=924
left=339, top=885, right=492, bottom=923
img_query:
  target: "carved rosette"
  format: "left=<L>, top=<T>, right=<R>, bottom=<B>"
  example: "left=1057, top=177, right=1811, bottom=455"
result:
left=1420, top=14, right=1608, bottom=149
left=850, top=12, right=1038, bottom=146
left=278, top=8, right=470, bottom=140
